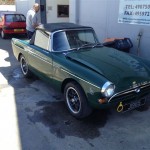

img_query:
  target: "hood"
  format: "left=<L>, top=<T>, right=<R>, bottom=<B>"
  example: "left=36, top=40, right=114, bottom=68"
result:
left=66, top=47, right=150, bottom=91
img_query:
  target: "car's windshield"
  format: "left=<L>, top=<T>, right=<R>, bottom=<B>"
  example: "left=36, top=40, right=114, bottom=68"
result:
left=53, top=29, right=98, bottom=51
left=5, top=14, right=26, bottom=22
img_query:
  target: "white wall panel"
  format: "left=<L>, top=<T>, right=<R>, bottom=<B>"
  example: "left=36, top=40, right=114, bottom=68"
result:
left=16, top=0, right=35, bottom=16
left=69, top=0, right=150, bottom=59
left=46, top=0, right=69, bottom=23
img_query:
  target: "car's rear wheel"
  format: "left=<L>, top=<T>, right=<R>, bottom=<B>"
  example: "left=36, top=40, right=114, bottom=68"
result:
left=20, top=55, right=32, bottom=78
left=64, top=82, right=92, bottom=119
left=1, top=30, right=6, bottom=39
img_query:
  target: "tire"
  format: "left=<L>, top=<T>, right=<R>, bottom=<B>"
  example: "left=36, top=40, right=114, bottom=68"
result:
left=20, top=55, right=32, bottom=78
left=1, top=30, right=6, bottom=39
left=64, top=81, right=92, bottom=119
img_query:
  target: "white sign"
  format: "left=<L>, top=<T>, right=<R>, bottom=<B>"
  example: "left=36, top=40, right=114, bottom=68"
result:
left=118, top=0, right=150, bottom=25
left=0, top=5, right=16, bottom=11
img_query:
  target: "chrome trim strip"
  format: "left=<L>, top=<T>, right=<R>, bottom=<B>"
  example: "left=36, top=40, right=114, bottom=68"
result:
left=28, top=49, right=52, bottom=65
left=13, top=41, right=52, bottom=65
left=61, top=68, right=100, bottom=89
left=108, top=83, right=150, bottom=103
left=13, top=43, right=24, bottom=52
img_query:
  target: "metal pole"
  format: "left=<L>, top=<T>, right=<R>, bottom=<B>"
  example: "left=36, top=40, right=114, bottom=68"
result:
left=137, top=31, right=143, bottom=56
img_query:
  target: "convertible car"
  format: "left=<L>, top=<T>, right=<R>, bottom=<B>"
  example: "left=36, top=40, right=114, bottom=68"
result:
left=11, top=23, right=150, bottom=118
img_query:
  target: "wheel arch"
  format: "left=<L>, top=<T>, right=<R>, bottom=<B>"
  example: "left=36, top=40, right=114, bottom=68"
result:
left=18, top=53, right=23, bottom=61
left=61, top=78, right=85, bottom=94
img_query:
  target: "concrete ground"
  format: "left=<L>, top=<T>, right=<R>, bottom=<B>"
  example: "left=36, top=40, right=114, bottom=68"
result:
left=0, top=36, right=150, bottom=150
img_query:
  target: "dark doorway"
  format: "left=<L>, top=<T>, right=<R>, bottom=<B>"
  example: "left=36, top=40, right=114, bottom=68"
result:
left=40, top=0, right=47, bottom=24
left=35, top=0, right=47, bottom=24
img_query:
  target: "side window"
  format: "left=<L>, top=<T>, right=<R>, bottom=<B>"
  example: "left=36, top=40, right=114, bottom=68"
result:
left=34, top=30, right=50, bottom=50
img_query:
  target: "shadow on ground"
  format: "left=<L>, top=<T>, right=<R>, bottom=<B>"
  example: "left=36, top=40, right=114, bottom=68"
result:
left=27, top=100, right=110, bottom=140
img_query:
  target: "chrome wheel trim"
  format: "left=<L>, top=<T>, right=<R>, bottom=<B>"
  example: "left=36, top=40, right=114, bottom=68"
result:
left=20, top=57, right=28, bottom=75
left=66, top=87, right=81, bottom=114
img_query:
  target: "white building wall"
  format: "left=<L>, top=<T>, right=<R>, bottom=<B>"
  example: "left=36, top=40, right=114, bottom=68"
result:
left=46, top=0, right=69, bottom=23
left=15, top=0, right=35, bottom=17
left=79, top=0, right=108, bottom=44
left=0, top=5, right=16, bottom=11
left=69, top=0, right=150, bottom=60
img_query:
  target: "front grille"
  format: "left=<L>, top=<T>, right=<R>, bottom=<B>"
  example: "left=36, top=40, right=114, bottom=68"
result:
left=108, top=83, right=150, bottom=103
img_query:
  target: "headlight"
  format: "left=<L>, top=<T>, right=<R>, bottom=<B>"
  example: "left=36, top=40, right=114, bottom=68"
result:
left=101, top=81, right=115, bottom=98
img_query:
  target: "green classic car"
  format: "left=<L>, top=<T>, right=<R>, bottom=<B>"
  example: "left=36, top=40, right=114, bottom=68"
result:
left=11, top=23, right=150, bottom=118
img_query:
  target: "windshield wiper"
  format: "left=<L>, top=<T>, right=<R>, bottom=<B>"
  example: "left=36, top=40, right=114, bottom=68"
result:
left=77, top=43, right=95, bottom=50
left=92, top=43, right=103, bottom=48
left=82, top=43, right=94, bottom=47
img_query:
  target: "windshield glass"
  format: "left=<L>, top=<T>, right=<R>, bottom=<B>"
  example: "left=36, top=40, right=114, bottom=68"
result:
left=53, top=29, right=98, bottom=51
left=5, top=14, right=26, bottom=22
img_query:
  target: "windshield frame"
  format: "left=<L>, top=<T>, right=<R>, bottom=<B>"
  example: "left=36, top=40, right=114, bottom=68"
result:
left=51, top=28, right=100, bottom=52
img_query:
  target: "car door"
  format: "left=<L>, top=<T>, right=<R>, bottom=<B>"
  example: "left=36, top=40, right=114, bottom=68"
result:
left=27, top=30, right=53, bottom=80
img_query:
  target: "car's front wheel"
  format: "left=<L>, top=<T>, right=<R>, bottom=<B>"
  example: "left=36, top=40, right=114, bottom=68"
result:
left=1, top=30, right=6, bottom=39
left=20, top=55, right=32, bottom=78
left=64, top=82, right=92, bottom=119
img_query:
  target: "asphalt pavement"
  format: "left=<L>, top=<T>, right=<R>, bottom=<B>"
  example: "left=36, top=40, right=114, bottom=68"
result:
left=0, top=36, right=150, bottom=150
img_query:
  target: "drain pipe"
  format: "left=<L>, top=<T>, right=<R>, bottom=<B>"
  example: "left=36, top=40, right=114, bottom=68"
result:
left=75, top=0, right=80, bottom=24
left=70, top=0, right=79, bottom=24
left=137, top=30, right=143, bottom=56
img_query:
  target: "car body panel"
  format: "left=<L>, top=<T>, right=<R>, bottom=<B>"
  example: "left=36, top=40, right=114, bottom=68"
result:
left=11, top=23, right=150, bottom=111
left=66, top=47, right=150, bottom=91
